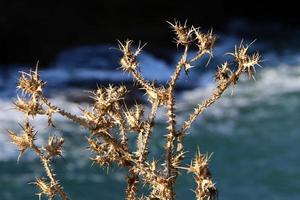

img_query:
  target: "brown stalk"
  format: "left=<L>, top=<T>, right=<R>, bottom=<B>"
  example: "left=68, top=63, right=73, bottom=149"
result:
left=9, top=20, right=260, bottom=200
left=177, top=67, right=242, bottom=137
left=164, top=45, right=188, bottom=198
left=139, top=99, right=160, bottom=162
left=32, top=144, right=69, bottom=200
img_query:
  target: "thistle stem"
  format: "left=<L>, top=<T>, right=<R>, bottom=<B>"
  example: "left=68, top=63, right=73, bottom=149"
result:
left=178, top=67, right=243, bottom=137
left=31, top=143, right=69, bottom=200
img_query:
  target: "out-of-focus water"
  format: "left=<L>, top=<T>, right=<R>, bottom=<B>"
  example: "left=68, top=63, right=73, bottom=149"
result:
left=1, top=36, right=300, bottom=200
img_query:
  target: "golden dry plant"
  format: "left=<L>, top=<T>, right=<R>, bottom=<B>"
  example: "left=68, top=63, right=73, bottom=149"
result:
left=8, top=20, right=261, bottom=200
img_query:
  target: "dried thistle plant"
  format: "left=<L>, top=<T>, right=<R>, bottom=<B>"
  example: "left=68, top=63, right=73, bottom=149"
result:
left=8, top=20, right=261, bottom=200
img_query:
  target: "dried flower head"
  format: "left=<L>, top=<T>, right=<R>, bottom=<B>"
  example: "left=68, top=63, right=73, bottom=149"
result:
left=242, top=52, right=261, bottom=79
left=92, top=85, right=127, bottom=114
left=215, top=62, right=232, bottom=82
left=14, top=96, right=44, bottom=116
left=168, top=20, right=193, bottom=46
left=8, top=121, right=36, bottom=161
left=171, top=150, right=185, bottom=170
left=88, top=137, right=126, bottom=167
left=119, top=40, right=145, bottom=71
left=44, top=136, right=64, bottom=159
left=124, top=104, right=144, bottom=131
left=34, top=178, right=57, bottom=200
left=229, top=42, right=261, bottom=79
left=194, top=28, right=216, bottom=55
left=18, top=63, right=45, bottom=96
left=187, top=150, right=217, bottom=200
left=144, top=86, right=168, bottom=105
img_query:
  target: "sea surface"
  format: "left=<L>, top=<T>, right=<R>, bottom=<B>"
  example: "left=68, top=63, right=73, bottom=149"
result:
left=1, top=34, right=300, bottom=200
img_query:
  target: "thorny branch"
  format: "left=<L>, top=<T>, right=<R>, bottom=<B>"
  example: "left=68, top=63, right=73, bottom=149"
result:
left=9, top=20, right=260, bottom=200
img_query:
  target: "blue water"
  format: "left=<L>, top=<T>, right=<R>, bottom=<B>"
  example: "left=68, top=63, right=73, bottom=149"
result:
left=1, top=36, right=300, bottom=199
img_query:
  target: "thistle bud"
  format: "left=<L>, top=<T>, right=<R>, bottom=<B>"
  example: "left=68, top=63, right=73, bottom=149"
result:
left=17, top=63, right=45, bottom=96
left=168, top=20, right=193, bottom=46
left=44, top=136, right=64, bottom=159
left=8, top=121, right=36, bottom=161
left=125, top=104, right=144, bottom=132
left=119, top=40, right=145, bottom=71
left=229, top=42, right=261, bottom=80
left=34, top=178, right=57, bottom=199
left=14, top=96, right=44, bottom=116
left=215, top=62, right=232, bottom=82
left=194, top=28, right=216, bottom=55
left=187, top=150, right=217, bottom=200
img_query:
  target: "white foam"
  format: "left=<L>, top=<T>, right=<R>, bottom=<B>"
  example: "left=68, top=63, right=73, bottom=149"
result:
left=44, top=45, right=179, bottom=85
left=2, top=41, right=300, bottom=159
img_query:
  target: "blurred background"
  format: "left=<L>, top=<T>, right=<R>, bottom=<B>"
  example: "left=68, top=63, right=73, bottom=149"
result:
left=1, top=0, right=300, bottom=199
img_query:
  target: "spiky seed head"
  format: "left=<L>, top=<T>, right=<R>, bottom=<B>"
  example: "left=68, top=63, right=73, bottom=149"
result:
left=88, top=137, right=126, bottom=167
left=44, top=136, right=64, bottom=159
left=91, top=155, right=111, bottom=167
left=188, top=150, right=210, bottom=175
left=168, top=20, right=193, bottom=46
left=188, top=150, right=217, bottom=200
left=119, top=40, right=145, bottom=71
left=8, top=121, right=36, bottom=161
left=106, top=85, right=127, bottom=102
left=18, top=64, right=45, bottom=96
left=194, top=28, right=216, bottom=55
left=125, top=110, right=138, bottom=130
left=145, top=86, right=168, bottom=105
left=14, top=96, right=44, bottom=116
left=229, top=42, right=261, bottom=80
left=215, top=62, right=232, bottom=82
left=124, top=104, right=144, bottom=131
left=171, top=150, right=185, bottom=169
left=34, top=178, right=57, bottom=199
left=242, top=52, right=261, bottom=79
left=8, top=130, right=31, bottom=158
left=92, top=85, right=127, bottom=114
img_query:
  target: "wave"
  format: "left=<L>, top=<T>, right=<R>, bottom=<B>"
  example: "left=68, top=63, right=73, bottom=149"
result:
left=0, top=36, right=299, bottom=96
left=1, top=37, right=300, bottom=161
left=2, top=64, right=300, bottom=160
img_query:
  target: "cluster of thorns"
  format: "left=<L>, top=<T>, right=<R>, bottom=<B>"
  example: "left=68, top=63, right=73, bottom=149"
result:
left=8, top=20, right=261, bottom=200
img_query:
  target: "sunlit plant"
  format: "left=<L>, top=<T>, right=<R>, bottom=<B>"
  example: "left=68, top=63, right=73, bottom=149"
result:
left=8, top=20, right=261, bottom=200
